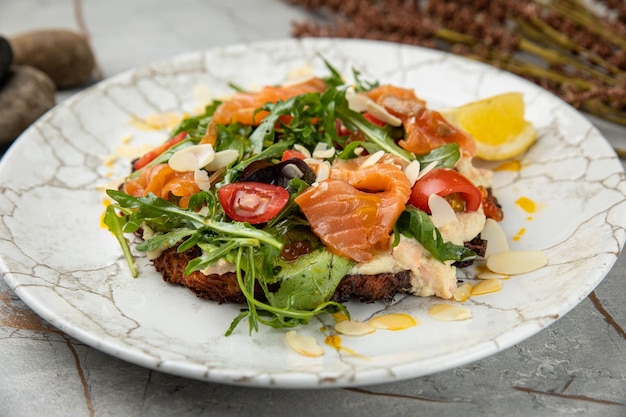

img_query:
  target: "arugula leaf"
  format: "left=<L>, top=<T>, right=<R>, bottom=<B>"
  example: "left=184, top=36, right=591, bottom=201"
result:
left=352, top=67, right=380, bottom=92
left=103, top=205, right=137, bottom=277
left=268, top=249, right=355, bottom=310
left=224, top=139, right=294, bottom=184
left=214, top=122, right=252, bottom=154
left=320, top=56, right=344, bottom=88
left=248, top=93, right=318, bottom=154
left=266, top=177, right=310, bottom=228
left=332, top=89, right=415, bottom=162
left=394, top=206, right=476, bottom=263
left=106, top=190, right=282, bottom=249
left=170, top=102, right=220, bottom=139
left=226, top=246, right=350, bottom=336
left=135, top=229, right=195, bottom=253
left=416, top=143, right=460, bottom=169
left=186, top=240, right=251, bottom=276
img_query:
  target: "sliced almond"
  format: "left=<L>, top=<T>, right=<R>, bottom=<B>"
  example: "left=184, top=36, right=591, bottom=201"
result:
left=312, top=142, right=335, bottom=159
left=281, top=163, right=304, bottom=179
left=285, top=331, right=324, bottom=357
left=428, top=304, right=472, bottom=321
left=360, top=150, right=385, bottom=168
left=194, top=169, right=211, bottom=191
left=369, top=313, right=419, bottom=331
left=364, top=100, right=402, bottom=126
left=453, top=282, right=473, bottom=302
left=334, top=320, right=376, bottom=336
left=481, top=218, right=509, bottom=258
left=416, top=160, right=438, bottom=181
left=168, top=144, right=215, bottom=172
left=203, top=149, right=238, bottom=171
left=346, top=90, right=371, bottom=112
left=404, top=160, right=421, bottom=187
left=486, top=250, right=547, bottom=275
left=429, top=194, right=458, bottom=227
left=312, top=160, right=330, bottom=183
left=471, top=278, right=503, bottom=295
left=293, top=143, right=311, bottom=158
left=476, top=271, right=510, bottom=280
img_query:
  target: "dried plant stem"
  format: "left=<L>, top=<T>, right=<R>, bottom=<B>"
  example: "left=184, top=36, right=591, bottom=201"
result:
left=516, top=17, right=624, bottom=78
left=287, top=0, right=626, bottom=126
left=545, top=0, right=626, bottom=50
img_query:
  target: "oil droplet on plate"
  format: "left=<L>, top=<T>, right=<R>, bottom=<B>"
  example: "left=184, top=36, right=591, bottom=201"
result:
left=513, top=227, right=526, bottom=241
left=324, top=335, right=367, bottom=359
left=515, top=196, right=536, bottom=214
left=129, top=112, right=185, bottom=131
left=493, top=160, right=522, bottom=172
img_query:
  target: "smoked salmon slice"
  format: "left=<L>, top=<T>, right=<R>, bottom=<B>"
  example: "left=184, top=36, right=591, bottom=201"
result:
left=365, top=84, right=476, bottom=157
left=295, top=158, right=412, bottom=262
left=399, top=109, right=476, bottom=157
left=122, top=164, right=200, bottom=208
left=212, top=77, right=328, bottom=126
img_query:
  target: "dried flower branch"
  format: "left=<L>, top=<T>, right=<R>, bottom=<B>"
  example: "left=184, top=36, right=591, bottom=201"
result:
left=286, top=0, right=626, bottom=126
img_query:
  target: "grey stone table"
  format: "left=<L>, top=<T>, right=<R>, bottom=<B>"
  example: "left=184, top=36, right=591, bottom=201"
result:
left=1, top=1, right=624, bottom=416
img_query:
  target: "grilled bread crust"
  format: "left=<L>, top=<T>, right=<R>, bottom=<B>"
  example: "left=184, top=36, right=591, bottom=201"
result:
left=152, top=246, right=412, bottom=304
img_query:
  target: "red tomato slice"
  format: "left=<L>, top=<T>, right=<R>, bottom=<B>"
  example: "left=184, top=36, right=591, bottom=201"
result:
left=281, top=149, right=307, bottom=162
left=363, top=112, right=386, bottom=126
left=409, top=168, right=482, bottom=213
left=335, top=119, right=351, bottom=136
left=218, top=182, right=290, bottom=224
left=133, top=131, right=187, bottom=170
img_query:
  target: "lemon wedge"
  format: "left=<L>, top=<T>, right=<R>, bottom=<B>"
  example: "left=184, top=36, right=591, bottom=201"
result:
left=440, top=92, right=537, bottom=161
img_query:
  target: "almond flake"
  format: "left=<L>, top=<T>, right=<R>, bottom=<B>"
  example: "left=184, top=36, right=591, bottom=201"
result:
left=360, top=150, right=385, bottom=168
left=314, top=161, right=331, bottom=183
left=471, top=278, right=503, bottom=295
left=168, top=144, right=215, bottom=172
left=364, top=100, right=402, bottom=126
left=281, top=163, right=304, bottom=179
left=453, top=283, right=473, bottom=302
left=312, top=142, right=336, bottom=159
left=416, top=160, right=438, bottom=180
left=203, top=149, right=238, bottom=171
left=429, top=194, right=458, bottom=227
left=481, top=218, right=509, bottom=258
left=369, top=314, right=418, bottom=330
left=404, top=160, right=421, bottom=187
left=428, top=304, right=472, bottom=321
left=346, top=90, right=371, bottom=112
left=486, top=250, right=547, bottom=275
left=334, top=320, right=376, bottom=336
left=476, top=271, right=510, bottom=280
left=293, top=143, right=311, bottom=158
left=194, top=169, right=211, bottom=191
left=285, top=331, right=324, bottom=357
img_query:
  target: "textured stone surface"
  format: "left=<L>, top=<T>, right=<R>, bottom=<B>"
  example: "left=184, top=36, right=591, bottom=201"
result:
left=0, top=0, right=625, bottom=416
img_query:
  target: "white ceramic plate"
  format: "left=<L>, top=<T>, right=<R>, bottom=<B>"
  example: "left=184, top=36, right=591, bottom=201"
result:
left=1, top=38, right=625, bottom=388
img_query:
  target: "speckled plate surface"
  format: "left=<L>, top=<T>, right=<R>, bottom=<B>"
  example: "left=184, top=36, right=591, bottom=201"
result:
left=1, top=38, right=625, bottom=388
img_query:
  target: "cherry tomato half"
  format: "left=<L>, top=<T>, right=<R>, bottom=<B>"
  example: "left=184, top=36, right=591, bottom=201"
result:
left=281, top=149, right=307, bottom=162
left=363, top=112, right=386, bottom=126
left=218, top=182, right=290, bottom=224
left=409, top=168, right=482, bottom=214
left=133, top=131, right=187, bottom=171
